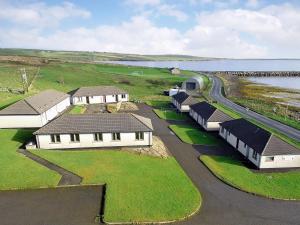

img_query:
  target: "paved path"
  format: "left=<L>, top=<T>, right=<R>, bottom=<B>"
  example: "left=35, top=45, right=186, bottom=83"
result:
left=136, top=103, right=300, bottom=225
left=209, top=75, right=300, bottom=141
left=0, top=185, right=104, bottom=225
left=19, top=149, right=82, bottom=185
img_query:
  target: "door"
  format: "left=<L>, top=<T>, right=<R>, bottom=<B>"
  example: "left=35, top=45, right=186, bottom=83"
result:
left=86, top=96, right=90, bottom=104
left=115, top=95, right=119, bottom=102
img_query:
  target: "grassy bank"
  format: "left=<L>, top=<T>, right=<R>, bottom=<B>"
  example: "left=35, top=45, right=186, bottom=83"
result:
left=0, top=129, right=60, bottom=190
left=69, top=105, right=86, bottom=114
left=32, top=150, right=201, bottom=223
left=169, top=124, right=220, bottom=146
left=200, top=155, right=300, bottom=200
left=154, top=109, right=187, bottom=121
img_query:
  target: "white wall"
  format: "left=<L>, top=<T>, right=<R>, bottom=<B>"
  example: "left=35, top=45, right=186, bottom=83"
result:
left=247, top=148, right=260, bottom=167
left=73, top=94, right=128, bottom=105
left=260, top=155, right=300, bottom=168
left=237, top=140, right=248, bottom=157
left=226, top=131, right=238, bottom=148
left=36, top=131, right=152, bottom=149
left=0, top=97, right=70, bottom=128
left=180, top=105, right=190, bottom=112
left=0, top=115, right=43, bottom=128
left=205, top=122, right=220, bottom=131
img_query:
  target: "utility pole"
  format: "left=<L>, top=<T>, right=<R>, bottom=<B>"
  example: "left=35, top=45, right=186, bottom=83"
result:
left=20, top=68, right=28, bottom=93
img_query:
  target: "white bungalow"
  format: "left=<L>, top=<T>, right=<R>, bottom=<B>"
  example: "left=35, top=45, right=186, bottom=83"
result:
left=34, top=113, right=153, bottom=149
left=71, top=86, right=128, bottom=105
left=0, top=90, right=70, bottom=128
left=172, top=92, right=198, bottom=112
left=189, top=101, right=233, bottom=131
left=219, top=118, right=300, bottom=169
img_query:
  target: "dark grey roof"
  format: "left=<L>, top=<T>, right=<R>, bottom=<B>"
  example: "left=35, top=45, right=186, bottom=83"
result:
left=72, top=86, right=128, bottom=97
left=172, top=92, right=198, bottom=105
left=220, top=119, right=271, bottom=154
left=263, top=135, right=300, bottom=156
left=34, top=113, right=153, bottom=135
left=190, top=102, right=232, bottom=122
left=0, top=90, right=69, bottom=115
left=220, top=119, right=300, bottom=155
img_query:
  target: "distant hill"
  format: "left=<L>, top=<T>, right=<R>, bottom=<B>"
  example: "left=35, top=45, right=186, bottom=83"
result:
left=0, top=48, right=216, bottom=63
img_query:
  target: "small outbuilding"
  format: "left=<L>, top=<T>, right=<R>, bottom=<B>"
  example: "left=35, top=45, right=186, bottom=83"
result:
left=169, top=67, right=181, bottom=75
left=219, top=118, right=300, bottom=169
left=182, top=76, right=204, bottom=91
left=34, top=113, right=153, bottom=149
left=0, top=90, right=70, bottom=128
left=72, top=86, right=128, bottom=105
left=189, top=101, right=233, bottom=131
left=172, top=92, right=198, bottom=112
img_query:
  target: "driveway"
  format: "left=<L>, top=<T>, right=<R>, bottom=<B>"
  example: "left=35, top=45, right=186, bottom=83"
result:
left=0, top=185, right=104, bottom=225
left=136, top=103, right=300, bottom=225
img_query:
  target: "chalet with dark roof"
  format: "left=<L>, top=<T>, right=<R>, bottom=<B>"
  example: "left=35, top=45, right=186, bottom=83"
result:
left=34, top=113, right=153, bottom=149
left=219, top=118, right=300, bottom=169
left=0, top=90, right=70, bottom=128
left=172, top=92, right=198, bottom=112
left=189, top=101, right=233, bottom=131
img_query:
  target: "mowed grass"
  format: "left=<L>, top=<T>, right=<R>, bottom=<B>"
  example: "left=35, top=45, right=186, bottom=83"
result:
left=154, top=109, right=187, bottom=121
left=145, top=100, right=172, bottom=109
left=69, top=105, right=86, bottom=114
left=32, top=62, right=187, bottom=101
left=32, top=150, right=201, bottom=223
left=0, top=129, right=60, bottom=190
left=201, top=155, right=300, bottom=199
left=169, top=125, right=220, bottom=146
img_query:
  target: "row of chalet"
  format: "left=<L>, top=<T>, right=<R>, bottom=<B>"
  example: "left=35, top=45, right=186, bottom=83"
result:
left=0, top=86, right=154, bottom=150
left=171, top=92, right=300, bottom=169
left=0, top=86, right=129, bottom=128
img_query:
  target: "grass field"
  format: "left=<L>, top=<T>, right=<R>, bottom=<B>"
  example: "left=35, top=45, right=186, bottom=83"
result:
left=200, top=155, right=300, bottom=199
left=145, top=100, right=172, bottom=109
left=0, top=129, right=60, bottom=190
left=154, top=109, right=187, bottom=121
left=69, top=105, right=86, bottom=114
left=32, top=150, right=201, bottom=223
left=169, top=125, right=220, bottom=146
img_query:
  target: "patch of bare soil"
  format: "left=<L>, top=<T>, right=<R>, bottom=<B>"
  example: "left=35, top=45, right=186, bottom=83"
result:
left=119, top=102, right=139, bottom=111
left=122, top=136, right=170, bottom=158
left=0, top=56, right=49, bottom=66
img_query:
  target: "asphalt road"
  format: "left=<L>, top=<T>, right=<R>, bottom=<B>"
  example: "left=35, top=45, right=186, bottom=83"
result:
left=209, top=75, right=300, bottom=141
left=136, top=104, right=300, bottom=225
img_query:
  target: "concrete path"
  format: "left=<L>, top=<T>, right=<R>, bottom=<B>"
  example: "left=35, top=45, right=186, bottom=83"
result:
left=18, top=149, right=82, bottom=186
left=136, top=103, right=300, bottom=225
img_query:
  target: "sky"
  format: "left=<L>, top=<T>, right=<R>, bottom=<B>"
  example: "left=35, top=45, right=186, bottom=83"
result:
left=0, top=0, right=300, bottom=58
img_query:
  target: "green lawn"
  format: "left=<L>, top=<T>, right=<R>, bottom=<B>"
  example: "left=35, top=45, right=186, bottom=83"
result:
left=69, top=105, right=86, bottom=114
left=145, top=100, right=172, bottom=109
left=169, top=125, right=220, bottom=146
left=0, top=129, right=60, bottom=190
left=31, top=150, right=201, bottom=223
left=200, top=155, right=300, bottom=200
left=154, top=109, right=187, bottom=121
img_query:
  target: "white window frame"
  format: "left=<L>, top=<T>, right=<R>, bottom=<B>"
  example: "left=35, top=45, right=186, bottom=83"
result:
left=121, top=94, right=126, bottom=99
left=94, top=133, right=103, bottom=142
left=70, top=133, right=80, bottom=143
left=112, top=133, right=121, bottom=141
left=135, top=132, right=144, bottom=141
left=50, top=134, right=61, bottom=143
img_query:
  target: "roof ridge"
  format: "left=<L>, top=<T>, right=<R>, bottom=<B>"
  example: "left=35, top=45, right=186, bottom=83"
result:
left=131, top=113, right=153, bottom=130
left=23, top=99, right=40, bottom=114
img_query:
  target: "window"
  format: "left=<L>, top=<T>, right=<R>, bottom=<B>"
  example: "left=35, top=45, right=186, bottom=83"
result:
left=265, top=156, right=275, bottom=162
left=135, top=132, right=144, bottom=140
left=121, top=94, right=126, bottom=99
left=79, top=97, right=83, bottom=102
left=252, top=151, right=258, bottom=160
left=94, top=133, right=103, bottom=142
left=50, top=134, right=61, bottom=143
left=112, top=133, right=121, bottom=141
left=221, top=127, right=225, bottom=133
left=244, top=143, right=247, bottom=148
left=70, top=134, right=80, bottom=142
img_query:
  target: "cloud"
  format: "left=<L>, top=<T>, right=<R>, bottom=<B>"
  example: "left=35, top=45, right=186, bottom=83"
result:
left=125, top=0, right=161, bottom=7
left=1, top=1, right=300, bottom=58
left=0, top=1, right=90, bottom=28
left=156, top=4, right=188, bottom=21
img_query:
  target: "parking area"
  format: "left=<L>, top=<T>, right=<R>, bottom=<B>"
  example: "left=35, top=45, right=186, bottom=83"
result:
left=0, top=185, right=104, bottom=225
